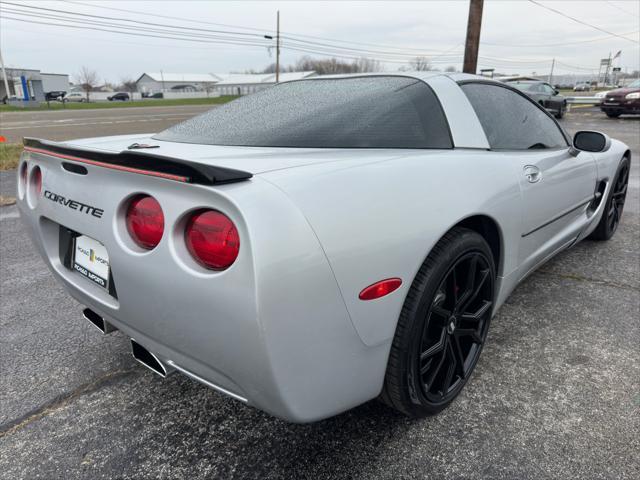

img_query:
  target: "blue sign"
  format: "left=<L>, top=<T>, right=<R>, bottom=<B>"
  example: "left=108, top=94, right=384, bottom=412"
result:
left=20, top=75, right=29, bottom=101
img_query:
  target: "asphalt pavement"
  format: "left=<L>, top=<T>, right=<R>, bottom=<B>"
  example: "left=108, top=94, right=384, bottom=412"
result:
left=0, top=108, right=638, bottom=479
left=0, top=104, right=214, bottom=143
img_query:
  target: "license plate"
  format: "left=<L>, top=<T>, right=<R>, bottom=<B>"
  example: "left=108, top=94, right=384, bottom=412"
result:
left=73, top=235, right=110, bottom=290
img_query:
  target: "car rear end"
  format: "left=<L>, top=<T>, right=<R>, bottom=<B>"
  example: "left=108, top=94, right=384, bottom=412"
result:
left=16, top=139, right=383, bottom=422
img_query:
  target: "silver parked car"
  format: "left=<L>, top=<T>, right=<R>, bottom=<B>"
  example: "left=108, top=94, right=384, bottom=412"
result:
left=17, top=73, right=630, bottom=422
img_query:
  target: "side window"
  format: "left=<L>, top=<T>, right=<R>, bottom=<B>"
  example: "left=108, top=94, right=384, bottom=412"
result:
left=460, top=83, right=568, bottom=150
left=542, top=84, right=555, bottom=95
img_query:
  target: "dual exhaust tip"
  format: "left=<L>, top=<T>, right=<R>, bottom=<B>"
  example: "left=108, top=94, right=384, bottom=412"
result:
left=82, top=307, right=173, bottom=378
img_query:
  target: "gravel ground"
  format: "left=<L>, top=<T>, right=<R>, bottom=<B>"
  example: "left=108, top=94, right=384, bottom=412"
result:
left=0, top=109, right=638, bottom=479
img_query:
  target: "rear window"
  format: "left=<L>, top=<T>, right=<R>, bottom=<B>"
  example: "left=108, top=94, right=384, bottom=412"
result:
left=154, top=76, right=452, bottom=149
left=510, top=82, right=540, bottom=92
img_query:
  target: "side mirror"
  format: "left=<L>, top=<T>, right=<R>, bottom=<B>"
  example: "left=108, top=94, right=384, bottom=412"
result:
left=573, top=131, right=611, bottom=153
left=553, top=89, right=559, bottom=96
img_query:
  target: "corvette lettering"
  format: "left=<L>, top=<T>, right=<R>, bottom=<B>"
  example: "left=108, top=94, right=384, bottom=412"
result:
left=44, top=190, right=104, bottom=218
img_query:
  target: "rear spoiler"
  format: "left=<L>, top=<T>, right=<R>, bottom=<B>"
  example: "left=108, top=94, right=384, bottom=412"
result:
left=23, top=138, right=253, bottom=186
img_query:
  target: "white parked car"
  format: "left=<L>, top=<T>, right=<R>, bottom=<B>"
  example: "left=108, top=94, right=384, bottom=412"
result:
left=64, top=92, right=87, bottom=102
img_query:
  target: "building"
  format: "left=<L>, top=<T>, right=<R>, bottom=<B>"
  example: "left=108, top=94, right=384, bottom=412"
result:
left=214, top=71, right=317, bottom=96
left=41, top=73, right=70, bottom=93
left=135, top=73, right=224, bottom=94
left=135, top=71, right=317, bottom=96
left=1, top=67, right=69, bottom=103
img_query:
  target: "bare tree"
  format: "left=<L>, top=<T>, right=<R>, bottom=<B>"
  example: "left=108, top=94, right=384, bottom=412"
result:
left=118, top=77, right=138, bottom=93
left=410, top=56, right=432, bottom=71
left=290, top=56, right=382, bottom=75
left=353, top=57, right=383, bottom=73
left=261, top=63, right=278, bottom=74
left=76, top=66, right=98, bottom=102
left=445, top=65, right=457, bottom=73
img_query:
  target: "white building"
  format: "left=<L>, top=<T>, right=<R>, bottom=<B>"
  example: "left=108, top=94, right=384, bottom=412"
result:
left=135, top=73, right=224, bottom=94
left=135, top=71, right=317, bottom=96
left=215, top=71, right=317, bottom=96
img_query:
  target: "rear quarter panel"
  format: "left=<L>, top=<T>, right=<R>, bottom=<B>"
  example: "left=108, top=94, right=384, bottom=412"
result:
left=261, top=149, right=523, bottom=346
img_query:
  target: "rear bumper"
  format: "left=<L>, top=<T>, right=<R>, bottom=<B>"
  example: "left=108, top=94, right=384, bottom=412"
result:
left=16, top=152, right=392, bottom=422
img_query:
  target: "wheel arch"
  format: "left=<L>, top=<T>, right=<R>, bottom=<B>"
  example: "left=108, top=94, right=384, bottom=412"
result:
left=450, top=214, right=503, bottom=278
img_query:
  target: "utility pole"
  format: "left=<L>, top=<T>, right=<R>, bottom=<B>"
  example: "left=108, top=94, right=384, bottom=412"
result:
left=462, top=0, right=484, bottom=74
left=275, top=11, right=280, bottom=83
left=0, top=48, right=11, bottom=101
left=548, top=58, right=555, bottom=85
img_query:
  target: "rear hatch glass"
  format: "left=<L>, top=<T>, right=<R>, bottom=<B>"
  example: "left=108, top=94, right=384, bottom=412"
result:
left=154, top=76, right=452, bottom=150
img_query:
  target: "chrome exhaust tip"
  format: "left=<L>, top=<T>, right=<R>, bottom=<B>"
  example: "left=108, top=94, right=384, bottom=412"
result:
left=83, top=308, right=116, bottom=334
left=130, top=339, right=174, bottom=378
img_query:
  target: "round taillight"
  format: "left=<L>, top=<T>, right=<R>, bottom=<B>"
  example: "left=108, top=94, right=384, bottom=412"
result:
left=31, top=165, right=42, bottom=195
left=185, top=210, right=239, bottom=270
left=126, top=195, right=164, bottom=250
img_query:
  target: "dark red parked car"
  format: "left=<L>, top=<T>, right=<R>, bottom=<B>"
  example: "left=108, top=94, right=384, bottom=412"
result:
left=600, top=79, right=640, bottom=118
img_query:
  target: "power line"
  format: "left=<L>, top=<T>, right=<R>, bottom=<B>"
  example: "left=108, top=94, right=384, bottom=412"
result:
left=482, top=30, right=639, bottom=47
left=0, top=2, right=463, bottom=60
left=0, top=2, right=625, bottom=74
left=61, top=0, right=463, bottom=56
left=603, top=1, right=638, bottom=17
left=0, top=1, right=267, bottom=38
left=61, top=0, right=277, bottom=34
left=527, top=0, right=639, bottom=44
left=0, top=6, right=273, bottom=46
left=0, top=14, right=447, bottom=65
left=0, top=6, right=466, bottom=63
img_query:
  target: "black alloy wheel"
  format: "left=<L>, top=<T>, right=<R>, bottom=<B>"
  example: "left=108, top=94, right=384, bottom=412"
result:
left=590, top=157, right=630, bottom=240
left=607, top=160, right=629, bottom=234
left=380, top=227, right=496, bottom=417
left=416, top=251, right=493, bottom=405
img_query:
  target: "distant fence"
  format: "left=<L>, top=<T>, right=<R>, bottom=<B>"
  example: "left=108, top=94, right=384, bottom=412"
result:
left=162, top=91, right=220, bottom=99
left=566, top=96, right=601, bottom=105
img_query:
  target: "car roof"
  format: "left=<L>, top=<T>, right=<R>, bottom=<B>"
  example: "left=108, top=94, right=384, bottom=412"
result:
left=280, top=71, right=506, bottom=87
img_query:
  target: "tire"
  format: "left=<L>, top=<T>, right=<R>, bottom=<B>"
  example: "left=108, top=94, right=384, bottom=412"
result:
left=555, top=103, right=566, bottom=119
left=589, top=156, right=630, bottom=241
left=606, top=112, right=621, bottom=118
left=380, top=227, right=496, bottom=417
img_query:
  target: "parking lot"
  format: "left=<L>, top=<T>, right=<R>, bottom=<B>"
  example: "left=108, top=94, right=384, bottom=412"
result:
left=0, top=107, right=638, bottom=479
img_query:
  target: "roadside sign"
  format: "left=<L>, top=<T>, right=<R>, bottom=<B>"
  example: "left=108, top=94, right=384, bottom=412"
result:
left=612, top=67, right=621, bottom=72
left=600, top=58, right=610, bottom=66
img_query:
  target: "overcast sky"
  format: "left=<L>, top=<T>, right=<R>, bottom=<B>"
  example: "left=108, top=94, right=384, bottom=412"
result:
left=1, top=0, right=638, bottom=83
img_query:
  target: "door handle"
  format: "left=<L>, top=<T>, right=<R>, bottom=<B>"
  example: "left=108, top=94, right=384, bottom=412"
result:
left=523, top=165, right=542, bottom=183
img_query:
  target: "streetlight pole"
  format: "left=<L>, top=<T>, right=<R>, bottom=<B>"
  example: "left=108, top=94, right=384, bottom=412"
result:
left=0, top=48, right=11, bottom=101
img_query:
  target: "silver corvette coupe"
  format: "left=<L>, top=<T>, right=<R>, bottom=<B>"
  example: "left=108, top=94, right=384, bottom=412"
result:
left=17, top=73, right=630, bottom=422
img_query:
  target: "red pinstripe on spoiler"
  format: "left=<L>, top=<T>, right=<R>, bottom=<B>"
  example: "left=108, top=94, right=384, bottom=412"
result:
left=23, top=146, right=189, bottom=183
